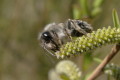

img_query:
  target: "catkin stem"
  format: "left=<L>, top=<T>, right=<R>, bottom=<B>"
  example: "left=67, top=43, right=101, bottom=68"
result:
left=87, top=43, right=120, bottom=80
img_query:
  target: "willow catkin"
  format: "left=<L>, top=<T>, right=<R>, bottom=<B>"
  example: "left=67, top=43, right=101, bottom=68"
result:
left=55, top=26, right=120, bottom=58
left=56, top=60, right=81, bottom=80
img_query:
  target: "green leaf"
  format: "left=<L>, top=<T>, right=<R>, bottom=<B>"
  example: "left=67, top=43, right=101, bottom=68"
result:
left=93, top=0, right=104, bottom=8
left=93, top=57, right=102, bottom=63
left=73, top=5, right=81, bottom=19
left=83, top=52, right=93, bottom=70
left=92, top=0, right=104, bottom=17
left=112, top=9, right=120, bottom=28
left=79, top=0, right=90, bottom=17
left=91, top=7, right=101, bottom=17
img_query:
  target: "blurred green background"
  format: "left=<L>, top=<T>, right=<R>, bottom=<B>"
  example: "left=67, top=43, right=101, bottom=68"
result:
left=0, top=0, right=120, bottom=80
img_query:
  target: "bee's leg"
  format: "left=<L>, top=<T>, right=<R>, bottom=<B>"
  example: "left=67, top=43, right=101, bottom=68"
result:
left=64, top=19, right=73, bottom=40
left=40, top=43, right=56, bottom=56
left=43, top=46, right=56, bottom=56
left=64, top=28, right=72, bottom=41
left=52, top=31, right=63, bottom=49
left=51, top=30, right=63, bottom=47
left=70, top=20, right=87, bottom=35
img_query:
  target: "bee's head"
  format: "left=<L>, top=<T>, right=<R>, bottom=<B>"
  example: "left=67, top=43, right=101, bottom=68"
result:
left=39, top=31, right=60, bottom=52
left=41, top=31, right=53, bottom=43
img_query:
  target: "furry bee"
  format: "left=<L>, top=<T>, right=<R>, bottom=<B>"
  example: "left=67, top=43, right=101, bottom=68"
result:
left=38, top=19, right=93, bottom=56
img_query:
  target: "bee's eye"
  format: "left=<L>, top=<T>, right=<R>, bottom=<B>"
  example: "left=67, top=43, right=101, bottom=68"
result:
left=43, top=32, right=49, bottom=37
left=42, top=31, right=52, bottom=42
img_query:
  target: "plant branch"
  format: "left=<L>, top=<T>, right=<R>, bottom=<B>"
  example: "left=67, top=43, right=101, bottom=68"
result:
left=87, top=43, right=120, bottom=80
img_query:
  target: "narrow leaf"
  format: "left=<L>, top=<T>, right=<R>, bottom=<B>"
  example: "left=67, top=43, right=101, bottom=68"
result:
left=93, top=0, right=104, bottom=8
left=112, top=9, right=120, bottom=28
left=79, top=0, right=90, bottom=17
left=73, top=5, right=81, bottom=19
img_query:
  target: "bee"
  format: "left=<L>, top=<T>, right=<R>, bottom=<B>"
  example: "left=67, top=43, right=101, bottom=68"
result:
left=38, top=19, right=93, bottom=56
